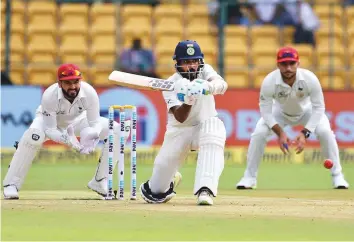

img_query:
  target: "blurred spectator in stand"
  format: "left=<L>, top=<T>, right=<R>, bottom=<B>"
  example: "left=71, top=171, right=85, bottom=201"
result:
left=101, top=0, right=160, bottom=6
left=118, top=38, right=158, bottom=78
left=240, top=0, right=285, bottom=25
left=286, top=0, right=319, bottom=47
left=208, top=0, right=219, bottom=25
left=344, top=0, right=354, bottom=5
left=1, top=71, right=13, bottom=85
left=209, top=0, right=245, bottom=26
left=239, top=0, right=319, bottom=46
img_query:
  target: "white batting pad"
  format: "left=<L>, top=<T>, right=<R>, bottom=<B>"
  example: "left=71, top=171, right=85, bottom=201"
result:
left=3, top=128, right=45, bottom=190
left=193, top=117, right=226, bottom=196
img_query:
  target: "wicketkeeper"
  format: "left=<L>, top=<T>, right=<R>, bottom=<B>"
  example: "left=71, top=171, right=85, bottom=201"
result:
left=3, top=64, right=130, bottom=199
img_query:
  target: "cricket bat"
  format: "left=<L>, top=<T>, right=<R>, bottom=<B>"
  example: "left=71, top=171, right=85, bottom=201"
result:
left=108, top=71, right=175, bottom=91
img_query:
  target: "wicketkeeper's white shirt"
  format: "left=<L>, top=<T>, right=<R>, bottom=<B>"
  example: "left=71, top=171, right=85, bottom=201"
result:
left=36, top=81, right=102, bottom=141
left=162, top=64, right=226, bottom=127
left=259, top=68, right=325, bottom=132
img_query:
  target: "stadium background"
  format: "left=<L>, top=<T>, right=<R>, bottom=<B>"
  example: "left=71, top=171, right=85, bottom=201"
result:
left=1, top=0, right=354, bottom=165
left=2, top=2, right=354, bottom=240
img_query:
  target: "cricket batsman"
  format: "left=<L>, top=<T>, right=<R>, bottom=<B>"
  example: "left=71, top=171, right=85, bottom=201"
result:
left=236, top=47, right=349, bottom=189
left=3, top=64, right=130, bottom=199
left=140, top=40, right=228, bottom=205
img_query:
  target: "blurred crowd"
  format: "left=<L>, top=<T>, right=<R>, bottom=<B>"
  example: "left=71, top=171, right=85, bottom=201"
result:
left=2, top=0, right=353, bottom=86
left=119, top=0, right=353, bottom=78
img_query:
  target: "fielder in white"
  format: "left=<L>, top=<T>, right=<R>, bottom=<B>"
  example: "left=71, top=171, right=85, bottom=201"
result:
left=236, top=47, right=349, bottom=189
left=3, top=64, right=130, bottom=199
left=140, top=40, right=228, bottom=205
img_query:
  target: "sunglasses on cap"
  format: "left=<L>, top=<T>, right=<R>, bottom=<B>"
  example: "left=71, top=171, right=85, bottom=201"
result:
left=59, top=69, right=82, bottom=79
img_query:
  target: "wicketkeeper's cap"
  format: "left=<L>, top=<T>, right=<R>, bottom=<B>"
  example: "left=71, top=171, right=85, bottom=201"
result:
left=277, top=47, right=299, bottom=63
left=57, top=63, right=82, bottom=81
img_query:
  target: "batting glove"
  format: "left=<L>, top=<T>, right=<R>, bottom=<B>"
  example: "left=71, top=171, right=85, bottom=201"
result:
left=187, top=79, right=210, bottom=98
left=175, top=78, right=197, bottom=105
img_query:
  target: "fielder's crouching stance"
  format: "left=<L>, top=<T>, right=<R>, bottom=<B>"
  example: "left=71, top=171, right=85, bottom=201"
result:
left=140, top=40, right=228, bottom=205
left=236, top=47, right=349, bottom=189
left=3, top=64, right=130, bottom=199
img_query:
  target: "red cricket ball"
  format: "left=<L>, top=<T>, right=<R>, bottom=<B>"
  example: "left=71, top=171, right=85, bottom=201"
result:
left=323, top=159, right=333, bottom=169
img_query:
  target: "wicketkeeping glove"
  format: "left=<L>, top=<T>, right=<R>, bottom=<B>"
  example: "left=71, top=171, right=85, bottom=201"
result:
left=60, top=125, right=83, bottom=152
left=79, top=127, right=100, bottom=155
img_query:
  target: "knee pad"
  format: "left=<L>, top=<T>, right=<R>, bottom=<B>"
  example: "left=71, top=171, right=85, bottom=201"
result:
left=194, top=117, right=226, bottom=196
left=199, top=117, right=226, bottom=147
left=22, top=128, right=45, bottom=147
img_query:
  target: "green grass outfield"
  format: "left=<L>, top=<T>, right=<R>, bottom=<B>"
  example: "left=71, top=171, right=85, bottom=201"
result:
left=1, top=162, right=354, bottom=241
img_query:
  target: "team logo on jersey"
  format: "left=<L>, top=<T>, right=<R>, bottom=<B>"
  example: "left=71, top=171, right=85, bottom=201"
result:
left=277, top=91, right=288, bottom=98
left=296, top=87, right=304, bottom=98
left=187, top=47, right=195, bottom=55
left=297, top=92, right=304, bottom=98
left=42, top=111, right=50, bottom=117
left=32, top=134, right=40, bottom=141
left=56, top=110, right=65, bottom=115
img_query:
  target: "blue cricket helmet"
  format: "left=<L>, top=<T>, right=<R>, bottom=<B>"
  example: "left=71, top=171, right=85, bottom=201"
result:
left=172, top=40, right=204, bottom=61
left=173, top=40, right=205, bottom=81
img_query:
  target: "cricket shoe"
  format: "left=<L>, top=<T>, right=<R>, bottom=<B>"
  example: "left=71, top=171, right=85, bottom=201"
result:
left=140, top=181, right=176, bottom=204
left=332, top=173, right=349, bottom=189
left=197, top=187, right=213, bottom=206
left=3, top=185, right=19, bottom=200
left=173, top=171, right=182, bottom=189
left=87, top=178, right=108, bottom=197
left=236, top=177, right=257, bottom=189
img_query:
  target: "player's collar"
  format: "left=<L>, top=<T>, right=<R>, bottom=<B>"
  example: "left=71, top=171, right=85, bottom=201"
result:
left=295, top=68, right=305, bottom=82
left=58, top=86, right=64, bottom=100
left=275, top=70, right=288, bottom=87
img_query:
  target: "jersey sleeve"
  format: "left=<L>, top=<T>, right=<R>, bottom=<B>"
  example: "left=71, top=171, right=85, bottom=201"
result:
left=41, top=89, right=66, bottom=143
left=203, top=64, right=221, bottom=80
left=163, top=74, right=183, bottom=111
left=163, top=90, right=182, bottom=111
left=202, top=64, right=228, bottom=95
left=83, top=84, right=102, bottom=135
left=259, top=73, right=277, bottom=129
left=304, top=71, right=325, bottom=132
